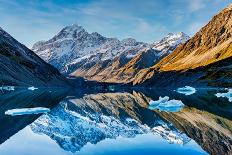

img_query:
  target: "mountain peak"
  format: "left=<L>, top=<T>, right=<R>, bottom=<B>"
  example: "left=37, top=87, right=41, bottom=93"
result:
left=63, top=24, right=84, bottom=32
left=90, top=32, right=104, bottom=38
left=166, top=33, right=174, bottom=36
left=0, top=27, right=4, bottom=32
left=0, top=27, right=11, bottom=37
left=152, top=32, right=190, bottom=53
left=121, top=38, right=138, bottom=46
left=164, top=32, right=189, bottom=40
left=177, top=32, right=188, bottom=37
left=53, top=24, right=86, bottom=41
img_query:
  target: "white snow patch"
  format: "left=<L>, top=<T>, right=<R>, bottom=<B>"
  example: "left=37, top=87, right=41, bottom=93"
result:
left=5, top=107, right=50, bottom=116
left=149, top=96, right=184, bottom=112
left=125, top=53, right=137, bottom=59
left=215, top=89, right=232, bottom=102
left=176, top=86, right=196, bottom=95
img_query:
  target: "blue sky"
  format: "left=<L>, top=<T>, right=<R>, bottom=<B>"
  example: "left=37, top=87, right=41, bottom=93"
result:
left=0, top=0, right=230, bottom=47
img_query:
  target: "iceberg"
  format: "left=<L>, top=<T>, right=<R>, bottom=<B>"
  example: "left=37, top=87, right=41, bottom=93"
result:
left=0, top=86, right=15, bottom=91
left=28, top=86, right=38, bottom=90
left=149, top=96, right=184, bottom=112
left=215, top=89, right=232, bottom=102
left=176, top=86, right=196, bottom=95
left=5, top=107, right=50, bottom=116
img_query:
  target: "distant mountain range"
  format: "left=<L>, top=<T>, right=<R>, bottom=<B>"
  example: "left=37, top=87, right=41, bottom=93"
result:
left=32, top=26, right=189, bottom=83
left=0, top=28, right=68, bottom=87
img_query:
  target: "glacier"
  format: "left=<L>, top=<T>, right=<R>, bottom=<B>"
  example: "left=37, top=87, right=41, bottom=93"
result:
left=149, top=96, right=184, bottom=112
left=5, top=107, right=50, bottom=116
left=176, top=86, right=196, bottom=95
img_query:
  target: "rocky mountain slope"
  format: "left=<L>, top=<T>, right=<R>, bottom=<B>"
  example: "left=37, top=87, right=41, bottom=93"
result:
left=133, top=4, right=232, bottom=87
left=32, top=25, right=189, bottom=83
left=0, top=27, right=69, bottom=86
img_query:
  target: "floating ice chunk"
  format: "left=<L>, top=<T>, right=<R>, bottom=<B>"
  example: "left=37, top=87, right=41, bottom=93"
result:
left=28, top=86, right=38, bottom=90
left=176, top=86, right=196, bottom=95
left=5, top=107, right=50, bottom=116
left=0, top=86, right=15, bottom=91
left=149, top=96, right=184, bottom=112
left=215, top=89, right=232, bottom=102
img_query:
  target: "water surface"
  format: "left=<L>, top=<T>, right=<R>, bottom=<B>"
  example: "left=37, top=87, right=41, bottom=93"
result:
left=0, top=87, right=231, bottom=155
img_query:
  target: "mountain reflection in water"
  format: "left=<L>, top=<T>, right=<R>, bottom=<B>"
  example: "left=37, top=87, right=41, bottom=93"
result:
left=0, top=88, right=231, bottom=155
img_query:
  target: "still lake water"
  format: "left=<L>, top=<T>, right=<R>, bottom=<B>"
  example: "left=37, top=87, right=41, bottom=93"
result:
left=0, top=87, right=231, bottom=155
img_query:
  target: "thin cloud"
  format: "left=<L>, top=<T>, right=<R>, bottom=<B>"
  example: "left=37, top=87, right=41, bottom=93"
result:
left=188, top=0, right=208, bottom=12
left=0, top=0, right=230, bottom=47
left=188, top=22, right=204, bottom=35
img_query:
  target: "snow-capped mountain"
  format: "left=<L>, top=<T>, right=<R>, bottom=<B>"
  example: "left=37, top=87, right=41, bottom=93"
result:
left=30, top=92, right=190, bottom=152
left=32, top=24, right=189, bottom=83
left=70, top=32, right=189, bottom=83
left=32, top=24, right=149, bottom=73
left=152, top=32, right=190, bottom=56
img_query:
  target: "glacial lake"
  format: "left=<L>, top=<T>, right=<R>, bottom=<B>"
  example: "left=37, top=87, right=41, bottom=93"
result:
left=0, top=87, right=231, bottom=155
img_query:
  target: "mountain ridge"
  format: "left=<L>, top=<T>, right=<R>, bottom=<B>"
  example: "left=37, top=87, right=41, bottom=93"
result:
left=0, top=27, right=69, bottom=86
left=32, top=26, right=189, bottom=83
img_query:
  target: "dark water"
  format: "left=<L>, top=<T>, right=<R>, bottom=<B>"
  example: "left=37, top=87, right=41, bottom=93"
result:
left=0, top=87, right=231, bottom=155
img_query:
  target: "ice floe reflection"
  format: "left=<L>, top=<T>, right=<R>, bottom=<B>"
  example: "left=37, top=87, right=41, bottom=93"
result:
left=215, top=89, right=232, bottom=102
left=148, top=96, right=184, bottom=112
left=0, top=86, right=15, bottom=91
left=176, top=86, right=196, bottom=95
left=5, top=107, right=50, bottom=116
left=28, top=86, right=38, bottom=91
